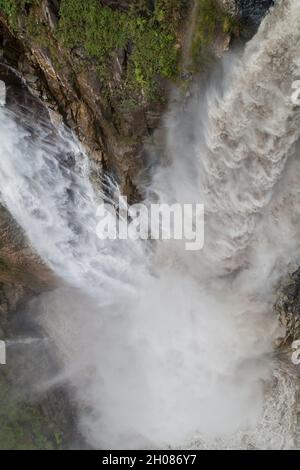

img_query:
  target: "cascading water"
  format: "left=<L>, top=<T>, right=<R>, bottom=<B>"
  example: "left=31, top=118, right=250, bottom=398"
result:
left=0, top=0, right=300, bottom=450
left=0, top=107, right=148, bottom=302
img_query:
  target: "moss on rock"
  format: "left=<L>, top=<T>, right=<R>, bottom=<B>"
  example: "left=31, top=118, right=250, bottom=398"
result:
left=191, top=0, right=238, bottom=68
left=57, top=0, right=187, bottom=98
left=0, top=0, right=189, bottom=99
left=0, top=0, right=35, bottom=28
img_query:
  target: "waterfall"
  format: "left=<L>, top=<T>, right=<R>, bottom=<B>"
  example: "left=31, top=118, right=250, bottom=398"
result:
left=0, top=107, right=147, bottom=302
left=0, top=0, right=300, bottom=450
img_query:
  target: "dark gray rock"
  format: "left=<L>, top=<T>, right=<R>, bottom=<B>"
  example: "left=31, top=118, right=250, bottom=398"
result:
left=236, top=0, right=274, bottom=24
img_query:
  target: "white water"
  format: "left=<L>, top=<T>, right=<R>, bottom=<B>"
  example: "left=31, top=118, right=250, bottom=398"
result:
left=0, top=0, right=300, bottom=449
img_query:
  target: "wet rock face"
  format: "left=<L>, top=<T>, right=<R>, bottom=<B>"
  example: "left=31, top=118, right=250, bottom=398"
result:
left=236, top=0, right=274, bottom=24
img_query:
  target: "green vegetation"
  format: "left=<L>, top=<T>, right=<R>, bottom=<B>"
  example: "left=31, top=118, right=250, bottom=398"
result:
left=57, top=0, right=187, bottom=98
left=0, top=0, right=19, bottom=26
left=192, top=0, right=238, bottom=68
left=0, top=359, right=64, bottom=450
left=0, top=0, right=35, bottom=28
left=0, top=0, right=237, bottom=99
left=0, top=257, right=9, bottom=270
left=0, top=0, right=189, bottom=98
